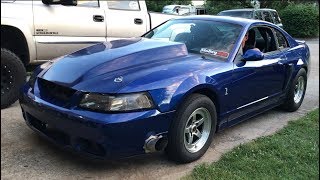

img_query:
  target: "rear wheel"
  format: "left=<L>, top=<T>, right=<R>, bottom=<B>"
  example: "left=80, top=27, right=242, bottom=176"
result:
left=281, top=68, right=307, bottom=112
left=1, top=48, right=26, bottom=109
left=166, top=94, right=217, bottom=163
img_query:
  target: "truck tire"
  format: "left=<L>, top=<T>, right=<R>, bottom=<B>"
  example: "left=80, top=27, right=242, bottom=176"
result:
left=1, top=48, right=26, bottom=109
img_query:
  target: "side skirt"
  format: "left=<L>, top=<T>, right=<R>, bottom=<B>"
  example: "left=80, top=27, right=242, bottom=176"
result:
left=216, top=93, right=286, bottom=132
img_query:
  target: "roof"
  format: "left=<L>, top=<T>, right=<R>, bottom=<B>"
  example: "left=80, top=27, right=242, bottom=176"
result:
left=220, top=8, right=278, bottom=12
left=163, top=4, right=193, bottom=8
left=173, top=15, right=269, bottom=27
left=194, top=5, right=205, bottom=9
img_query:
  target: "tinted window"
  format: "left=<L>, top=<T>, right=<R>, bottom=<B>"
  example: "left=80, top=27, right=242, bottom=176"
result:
left=263, top=11, right=273, bottom=23
left=254, top=28, right=263, bottom=38
left=218, top=11, right=253, bottom=19
left=179, top=7, right=192, bottom=15
left=254, top=11, right=263, bottom=20
left=252, top=27, right=278, bottom=53
left=107, top=1, right=140, bottom=10
left=274, top=29, right=288, bottom=49
left=252, top=28, right=264, bottom=51
left=265, top=27, right=278, bottom=52
left=271, top=11, right=281, bottom=24
left=73, top=0, right=99, bottom=7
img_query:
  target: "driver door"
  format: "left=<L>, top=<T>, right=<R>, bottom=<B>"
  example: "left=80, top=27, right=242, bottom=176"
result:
left=228, top=26, right=287, bottom=122
left=33, top=0, right=106, bottom=61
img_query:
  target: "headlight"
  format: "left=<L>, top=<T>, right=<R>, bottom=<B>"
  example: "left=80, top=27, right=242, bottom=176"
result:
left=79, top=92, right=154, bottom=112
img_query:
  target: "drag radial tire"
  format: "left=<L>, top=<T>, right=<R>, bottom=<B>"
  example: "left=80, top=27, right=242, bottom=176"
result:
left=1, top=48, right=26, bottom=109
left=281, top=68, right=307, bottom=112
left=166, top=94, right=217, bottom=163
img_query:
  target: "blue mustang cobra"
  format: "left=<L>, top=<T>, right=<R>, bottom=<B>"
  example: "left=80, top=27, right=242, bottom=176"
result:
left=19, top=16, right=310, bottom=163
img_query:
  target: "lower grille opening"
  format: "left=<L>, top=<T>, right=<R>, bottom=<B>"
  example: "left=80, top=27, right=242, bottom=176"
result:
left=26, top=113, right=70, bottom=146
left=74, top=138, right=106, bottom=157
left=46, top=129, right=70, bottom=146
left=27, top=113, right=47, bottom=132
left=25, top=113, right=105, bottom=157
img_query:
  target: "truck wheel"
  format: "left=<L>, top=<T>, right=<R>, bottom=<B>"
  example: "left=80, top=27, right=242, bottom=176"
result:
left=281, top=68, right=307, bottom=112
left=1, top=48, right=26, bottom=109
left=166, top=94, right=217, bottom=163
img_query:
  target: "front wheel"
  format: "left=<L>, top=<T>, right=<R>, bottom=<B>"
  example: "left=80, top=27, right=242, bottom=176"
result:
left=166, top=94, right=217, bottom=163
left=281, top=68, right=307, bottom=112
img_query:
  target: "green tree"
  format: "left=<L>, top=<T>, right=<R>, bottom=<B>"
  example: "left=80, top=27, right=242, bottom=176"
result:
left=204, top=0, right=252, bottom=15
left=146, top=0, right=192, bottom=12
left=204, top=0, right=318, bottom=15
left=280, top=3, right=319, bottom=37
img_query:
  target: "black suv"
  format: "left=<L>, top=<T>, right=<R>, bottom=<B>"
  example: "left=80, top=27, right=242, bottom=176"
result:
left=217, top=8, right=283, bottom=29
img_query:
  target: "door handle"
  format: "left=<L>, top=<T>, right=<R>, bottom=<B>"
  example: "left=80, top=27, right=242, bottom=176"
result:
left=93, top=15, right=104, bottom=22
left=134, top=18, right=143, bottom=25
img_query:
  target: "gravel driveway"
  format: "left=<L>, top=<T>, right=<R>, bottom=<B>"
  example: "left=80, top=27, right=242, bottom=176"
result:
left=1, top=40, right=319, bottom=180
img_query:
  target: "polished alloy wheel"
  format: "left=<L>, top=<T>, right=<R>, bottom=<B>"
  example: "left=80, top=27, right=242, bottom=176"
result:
left=294, top=76, right=305, bottom=104
left=184, top=107, right=212, bottom=153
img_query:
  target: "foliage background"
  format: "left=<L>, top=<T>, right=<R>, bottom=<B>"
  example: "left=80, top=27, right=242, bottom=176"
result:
left=204, top=0, right=319, bottom=37
left=146, top=0, right=319, bottom=37
left=279, top=3, right=319, bottom=37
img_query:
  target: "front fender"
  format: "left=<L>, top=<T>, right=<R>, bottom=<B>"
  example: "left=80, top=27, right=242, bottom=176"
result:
left=149, top=74, right=221, bottom=113
left=1, top=17, right=36, bottom=62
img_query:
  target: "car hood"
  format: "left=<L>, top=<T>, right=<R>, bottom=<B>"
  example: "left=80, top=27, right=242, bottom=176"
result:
left=39, top=38, right=226, bottom=93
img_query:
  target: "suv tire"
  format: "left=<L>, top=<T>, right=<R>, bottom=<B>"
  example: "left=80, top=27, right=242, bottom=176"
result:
left=1, top=48, right=26, bottom=109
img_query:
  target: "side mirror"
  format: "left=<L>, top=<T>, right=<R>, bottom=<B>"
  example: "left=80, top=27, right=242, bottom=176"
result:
left=242, top=49, right=264, bottom=61
left=42, top=0, right=77, bottom=6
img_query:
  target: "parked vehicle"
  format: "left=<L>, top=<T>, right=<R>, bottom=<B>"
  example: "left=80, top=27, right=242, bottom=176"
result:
left=1, top=0, right=176, bottom=109
left=162, top=4, right=196, bottom=15
left=217, top=8, right=283, bottom=28
left=20, top=15, right=310, bottom=163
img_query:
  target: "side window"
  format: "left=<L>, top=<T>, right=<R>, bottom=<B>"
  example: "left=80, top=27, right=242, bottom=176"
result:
left=254, top=28, right=263, bottom=39
left=178, top=7, right=191, bottom=15
left=107, top=1, right=140, bottom=11
left=263, top=11, right=273, bottom=23
left=77, top=0, right=99, bottom=7
left=68, top=0, right=99, bottom=7
left=266, top=28, right=277, bottom=52
left=253, top=28, right=264, bottom=51
left=271, top=11, right=281, bottom=24
left=256, top=27, right=278, bottom=53
left=274, top=29, right=289, bottom=49
left=254, top=11, right=263, bottom=20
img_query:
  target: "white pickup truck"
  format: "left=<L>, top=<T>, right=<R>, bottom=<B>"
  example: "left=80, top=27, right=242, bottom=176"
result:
left=1, top=0, right=176, bottom=108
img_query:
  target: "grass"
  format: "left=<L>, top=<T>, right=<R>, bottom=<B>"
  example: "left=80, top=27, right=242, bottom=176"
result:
left=186, top=108, right=319, bottom=180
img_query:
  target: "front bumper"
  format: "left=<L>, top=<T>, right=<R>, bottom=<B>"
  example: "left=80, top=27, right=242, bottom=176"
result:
left=19, top=86, right=175, bottom=159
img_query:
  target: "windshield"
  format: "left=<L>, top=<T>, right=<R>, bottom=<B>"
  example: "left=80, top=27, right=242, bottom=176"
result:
left=144, top=19, right=243, bottom=60
left=218, top=11, right=253, bottom=19
left=163, top=6, right=173, bottom=11
left=162, top=6, right=176, bottom=14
